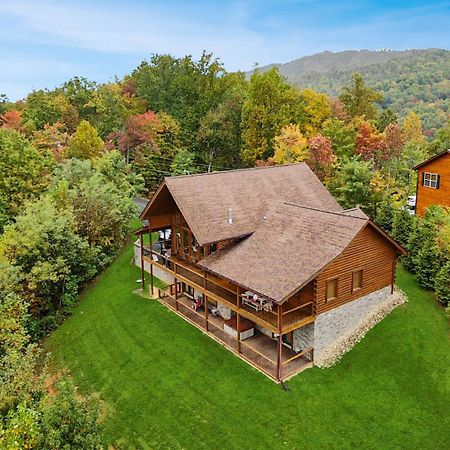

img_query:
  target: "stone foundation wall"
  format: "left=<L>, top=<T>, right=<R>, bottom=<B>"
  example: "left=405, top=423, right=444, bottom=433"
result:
left=255, top=324, right=273, bottom=338
left=134, top=241, right=174, bottom=286
left=217, top=304, right=232, bottom=320
left=293, top=323, right=314, bottom=353
left=314, top=287, right=406, bottom=367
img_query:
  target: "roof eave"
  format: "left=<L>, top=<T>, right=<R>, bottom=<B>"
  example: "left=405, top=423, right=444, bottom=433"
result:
left=367, top=220, right=407, bottom=255
left=412, top=149, right=450, bottom=170
left=139, top=180, right=167, bottom=221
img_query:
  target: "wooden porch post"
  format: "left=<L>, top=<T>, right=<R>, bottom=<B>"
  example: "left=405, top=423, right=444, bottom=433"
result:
left=204, top=272, right=208, bottom=331
left=236, top=286, right=241, bottom=353
left=174, top=263, right=179, bottom=311
left=149, top=224, right=154, bottom=296
left=237, top=313, right=241, bottom=354
left=277, top=303, right=283, bottom=381
left=391, top=259, right=397, bottom=294
left=139, top=234, right=145, bottom=291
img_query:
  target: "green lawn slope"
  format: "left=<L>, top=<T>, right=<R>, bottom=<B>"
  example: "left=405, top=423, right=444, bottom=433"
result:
left=46, top=243, right=450, bottom=449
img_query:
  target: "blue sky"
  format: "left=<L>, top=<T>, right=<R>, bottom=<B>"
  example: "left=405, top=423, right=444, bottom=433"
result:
left=1, top=0, right=449, bottom=100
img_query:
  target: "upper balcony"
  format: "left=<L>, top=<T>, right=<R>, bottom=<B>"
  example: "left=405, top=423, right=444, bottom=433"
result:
left=142, top=248, right=315, bottom=334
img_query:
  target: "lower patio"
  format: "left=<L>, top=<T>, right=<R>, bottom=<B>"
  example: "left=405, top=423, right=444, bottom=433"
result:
left=155, top=288, right=313, bottom=382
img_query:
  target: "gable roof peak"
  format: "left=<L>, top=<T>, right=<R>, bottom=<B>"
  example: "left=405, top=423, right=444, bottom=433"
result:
left=146, top=163, right=343, bottom=245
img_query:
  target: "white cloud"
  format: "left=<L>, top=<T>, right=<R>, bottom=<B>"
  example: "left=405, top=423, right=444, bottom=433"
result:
left=0, top=0, right=449, bottom=99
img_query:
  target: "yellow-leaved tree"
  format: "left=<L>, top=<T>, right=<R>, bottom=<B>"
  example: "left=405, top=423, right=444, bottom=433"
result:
left=402, top=111, right=425, bottom=144
left=68, top=120, right=104, bottom=160
left=273, top=124, right=308, bottom=164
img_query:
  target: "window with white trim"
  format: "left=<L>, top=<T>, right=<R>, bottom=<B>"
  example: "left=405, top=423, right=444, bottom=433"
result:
left=423, top=172, right=439, bottom=189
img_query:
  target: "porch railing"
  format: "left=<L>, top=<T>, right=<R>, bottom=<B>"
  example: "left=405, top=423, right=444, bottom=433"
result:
left=145, top=251, right=314, bottom=333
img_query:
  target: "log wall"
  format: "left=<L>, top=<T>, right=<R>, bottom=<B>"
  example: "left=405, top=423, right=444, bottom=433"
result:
left=416, top=153, right=450, bottom=216
left=315, top=224, right=398, bottom=314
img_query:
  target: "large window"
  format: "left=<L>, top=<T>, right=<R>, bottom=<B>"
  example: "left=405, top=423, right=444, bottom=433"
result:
left=326, top=278, right=338, bottom=301
left=352, top=270, right=363, bottom=292
left=423, top=172, right=440, bottom=189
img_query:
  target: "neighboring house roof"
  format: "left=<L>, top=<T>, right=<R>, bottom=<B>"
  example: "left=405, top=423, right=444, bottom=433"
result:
left=198, top=204, right=378, bottom=303
left=141, top=163, right=343, bottom=245
left=412, top=149, right=450, bottom=170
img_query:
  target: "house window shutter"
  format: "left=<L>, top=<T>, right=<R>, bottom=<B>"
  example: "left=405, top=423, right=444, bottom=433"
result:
left=436, top=174, right=441, bottom=189
left=421, top=172, right=425, bottom=186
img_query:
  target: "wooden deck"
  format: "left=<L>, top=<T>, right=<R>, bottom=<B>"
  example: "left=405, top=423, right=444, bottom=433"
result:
left=155, top=291, right=313, bottom=382
left=143, top=252, right=315, bottom=334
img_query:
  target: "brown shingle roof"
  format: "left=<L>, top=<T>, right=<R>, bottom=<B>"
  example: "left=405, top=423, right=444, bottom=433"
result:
left=198, top=203, right=370, bottom=303
left=143, top=163, right=343, bottom=245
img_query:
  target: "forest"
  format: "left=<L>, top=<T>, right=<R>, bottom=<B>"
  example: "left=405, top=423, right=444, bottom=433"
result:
left=1, top=51, right=450, bottom=447
left=256, top=48, right=450, bottom=132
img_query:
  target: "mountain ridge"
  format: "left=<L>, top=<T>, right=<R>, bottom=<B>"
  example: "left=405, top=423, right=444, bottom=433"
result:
left=247, top=48, right=450, bottom=131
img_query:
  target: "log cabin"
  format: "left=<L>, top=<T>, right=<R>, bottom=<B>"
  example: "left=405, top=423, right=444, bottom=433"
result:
left=413, top=149, right=450, bottom=216
left=136, top=163, right=406, bottom=382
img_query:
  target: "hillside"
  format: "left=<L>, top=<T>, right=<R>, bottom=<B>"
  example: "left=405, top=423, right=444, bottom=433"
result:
left=250, top=49, right=450, bottom=131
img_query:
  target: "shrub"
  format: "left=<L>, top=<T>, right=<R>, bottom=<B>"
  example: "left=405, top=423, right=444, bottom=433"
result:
left=403, top=218, right=422, bottom=273
left=37, top=379, right=102, bottom=450
left=435, top=263, right=450, bottom=306
left=415, top=230, right=441, bottom=290
left=375, top=201, right=396, bottom=233
left=392, top=207, right=414, bottom=248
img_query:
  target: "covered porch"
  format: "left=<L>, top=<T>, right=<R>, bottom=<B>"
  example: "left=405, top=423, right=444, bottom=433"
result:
left=155, top=285, right=314, bottom=382
left=138, top=241, right=315, bottom=333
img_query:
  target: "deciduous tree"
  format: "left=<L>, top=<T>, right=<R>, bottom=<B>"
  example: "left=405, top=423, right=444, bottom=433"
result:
left=0, top=129, right=51, bottom=231
left=241, top=68, right=303, bottom=164
left=322, top=118, right=356, bottom=159
left=0, top=110, right=25, bottom=132
left=273, top=124, right=308, bottom=164
left=329, top=157, right=373, bottom=212
left=68, top=120, right=104, bottom=160
left=33, top=122, right=69, bottom=161
left=170, top=149, right=198, bottom=175
left=402, top=111, right=425, bottom=144
left=307, top=133, right=336, bottom=181
left=197, top=93, right=244, bottom=170
left=355, top=121, right=386, bottom=162
left=299, top=89, right=332, bottom=136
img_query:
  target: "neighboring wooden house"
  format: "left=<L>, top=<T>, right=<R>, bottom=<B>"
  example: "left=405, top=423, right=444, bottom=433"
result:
left=137, top=163, right=405, bottom=382
left=413, top=149, right=450, bottom=216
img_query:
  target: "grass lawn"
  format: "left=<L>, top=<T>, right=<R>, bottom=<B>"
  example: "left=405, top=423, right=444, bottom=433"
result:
left=46, top=243, right=450, bottom=449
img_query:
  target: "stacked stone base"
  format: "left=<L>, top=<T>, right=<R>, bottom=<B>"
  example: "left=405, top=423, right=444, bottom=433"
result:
left=313, top=287, right=407, bottom=368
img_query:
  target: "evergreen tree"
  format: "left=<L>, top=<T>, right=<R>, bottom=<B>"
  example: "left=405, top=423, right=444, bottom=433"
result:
left=339, top=73, right=383, bottom=120
left=435, top=262, right=450, bottom=306
left=375, top=201, right=396, bottom=233
left=376, top=108, right=398, bottom=132
left=392, top=208, right=414, bottom=248
left=415, top=227, right=441, bottom=290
